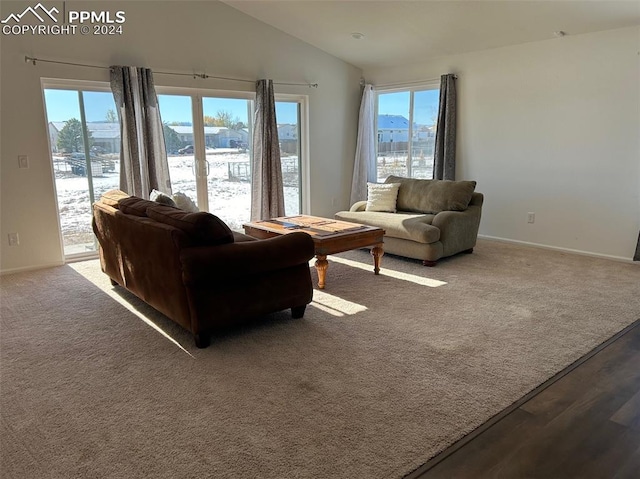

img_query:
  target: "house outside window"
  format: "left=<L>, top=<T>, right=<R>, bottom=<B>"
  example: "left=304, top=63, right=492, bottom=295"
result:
left=375, top=85, right=439, bottom=182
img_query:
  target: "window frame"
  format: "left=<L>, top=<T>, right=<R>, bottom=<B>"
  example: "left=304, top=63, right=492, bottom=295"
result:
left=41, top=79, right=310, bottom=261
left=155, top=86, right=309, bottom=216
left=41, top=78, right=120, bottom=262
left=374, top=81, right=439, bottom=181
left=273, top=93, right=309, bottom=215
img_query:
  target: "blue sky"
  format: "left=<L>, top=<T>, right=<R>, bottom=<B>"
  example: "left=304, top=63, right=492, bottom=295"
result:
left=44, top=90, right=111, bottom=122
left=43, top=89, right=298, bottom=124
left=44, top=88, right=437, bottom=126
left=378, top=89, right=439, bottom=126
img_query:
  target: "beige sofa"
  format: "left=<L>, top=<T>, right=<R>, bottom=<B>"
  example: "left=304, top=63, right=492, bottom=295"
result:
left=335, top=176, right=483, bottom=266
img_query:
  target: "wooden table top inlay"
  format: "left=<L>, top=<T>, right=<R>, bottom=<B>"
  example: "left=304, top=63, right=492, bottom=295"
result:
left=248, top=215, right=379, bottom=238
left=243, top=215, right=385, bottom=289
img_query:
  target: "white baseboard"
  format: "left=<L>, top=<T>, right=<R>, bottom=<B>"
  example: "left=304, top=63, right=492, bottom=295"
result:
left=478, top=235, right=637, bottom=264
left=64, top=252, right=99, bottom=263
left=0, top=260, right=65, bottom=276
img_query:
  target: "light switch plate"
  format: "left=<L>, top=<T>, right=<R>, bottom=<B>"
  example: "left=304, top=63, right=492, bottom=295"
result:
left=18, top=155, right=29, bottom=169
left=8, top=233, right=19, bottom=246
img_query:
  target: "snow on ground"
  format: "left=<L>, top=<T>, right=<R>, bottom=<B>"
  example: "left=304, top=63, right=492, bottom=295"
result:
left=53, top=151, right=300, bottom=254
left=167, top=152, right=300, bottom=230
left=53, top=149, right=431, bottom=255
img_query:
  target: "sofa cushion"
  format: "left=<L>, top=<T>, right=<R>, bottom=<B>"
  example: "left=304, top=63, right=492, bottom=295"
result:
left=386, top=176, right=476, bottom=214
left=335, top=210, right=440, bottom=244
left=146, top=204, right=234, bottom=246
left=365, top=182, right=400, bottom=212
left=118, top=197, right=157, bottom=217
left=100, top=189, right=129, bottom=208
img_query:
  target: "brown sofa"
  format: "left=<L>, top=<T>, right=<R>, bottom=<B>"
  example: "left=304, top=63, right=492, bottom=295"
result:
left=92, top=190, right=315, bottom=348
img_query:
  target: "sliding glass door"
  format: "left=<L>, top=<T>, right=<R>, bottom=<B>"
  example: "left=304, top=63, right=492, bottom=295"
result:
left=157, top=94, right=200, bottom=208
left=43, top=82, right=308, bottom=261
left=276, top=101, right=301, bottom=216
left=158, top=89, right=306, bottom=228
left=202, top=96, right=253, bottom=230
left=43, top=84, right=120, bottom=258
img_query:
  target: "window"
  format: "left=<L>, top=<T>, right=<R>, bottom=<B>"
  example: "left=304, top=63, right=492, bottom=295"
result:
left=156, top=88, right=306, bottom=230
left=157, top=93, right=254, bottom=229
left=375, top=86, right=439, bottom=182
left=43, top=81, right=121, bottom=258
left=276, top=100, right=302, bottom=216
left=202, top=95, right=253, bottom=229
left=43, top=80, right=308, bottom=260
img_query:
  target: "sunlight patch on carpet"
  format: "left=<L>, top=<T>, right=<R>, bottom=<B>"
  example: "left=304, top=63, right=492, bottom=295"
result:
left=69, top=263, right=195, bottom=358
left=330, top=256, right=448, bottom=287
left=310, top=289, right=367, bottom=317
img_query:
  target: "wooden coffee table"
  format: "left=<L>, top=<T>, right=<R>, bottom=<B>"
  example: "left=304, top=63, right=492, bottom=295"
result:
left=243, top=215, right=384, bottom=289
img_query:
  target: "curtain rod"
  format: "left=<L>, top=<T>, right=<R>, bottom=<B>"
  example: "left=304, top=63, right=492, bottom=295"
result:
left=24, top=56, right=319, bottom=88
left=365, top=75, right=457, bottom=88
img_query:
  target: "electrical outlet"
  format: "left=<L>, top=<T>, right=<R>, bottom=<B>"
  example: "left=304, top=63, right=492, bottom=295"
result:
left=527, top=212, right=535, bottom=224
left=8, top=233, right=19, bottom=246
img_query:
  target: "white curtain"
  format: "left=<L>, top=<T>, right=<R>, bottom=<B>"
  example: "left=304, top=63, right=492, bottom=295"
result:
left=350, top=84, right=376, bottom=205
left=110, top=66, right=171, bottom=199
left=251, top=79, right=285, bottom=220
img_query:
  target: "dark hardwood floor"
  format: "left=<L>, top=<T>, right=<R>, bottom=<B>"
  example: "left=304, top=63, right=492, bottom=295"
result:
left=407, top=319, right=640, bottom=479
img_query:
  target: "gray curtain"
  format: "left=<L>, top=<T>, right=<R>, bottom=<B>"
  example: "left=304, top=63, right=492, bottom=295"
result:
left=110, top=66, right=171, bottom=199
left=251, top=79, right=285, bottom=220
left=350, top=84, right=376, bottom=205
left=433, top=74, right=457, bottom=181
left=634, top=232, right=640, bottom=261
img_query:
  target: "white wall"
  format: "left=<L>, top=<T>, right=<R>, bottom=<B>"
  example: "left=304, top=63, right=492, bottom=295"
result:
left=2, top=3, right=637, bottom=271
left=0, top=0, right=362, bottom=273
left=366, top=26, right=640, bottom=261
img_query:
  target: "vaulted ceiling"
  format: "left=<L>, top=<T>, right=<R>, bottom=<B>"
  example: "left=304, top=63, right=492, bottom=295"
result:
left=222, top=1, right=640, bottom=70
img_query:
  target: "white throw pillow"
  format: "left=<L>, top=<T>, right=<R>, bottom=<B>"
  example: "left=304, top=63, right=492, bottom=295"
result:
left=150, top=189, right=177, bottom=207
left=172, top=192, right=199, bottom=212
left=365, top=182, right=400, bottom=212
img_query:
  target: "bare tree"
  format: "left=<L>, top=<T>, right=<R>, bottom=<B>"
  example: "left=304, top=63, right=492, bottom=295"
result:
left=204, top=110, right=242, bottom=129
left=105, top=109, right=117, bottom=123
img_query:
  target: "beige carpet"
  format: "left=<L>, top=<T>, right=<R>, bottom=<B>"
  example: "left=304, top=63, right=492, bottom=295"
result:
left=1, top=239, right=639, bottom=478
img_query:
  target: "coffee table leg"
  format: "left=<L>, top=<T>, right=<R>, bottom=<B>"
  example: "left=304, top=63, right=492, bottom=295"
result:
left=371, top=243, right=384, bottom=275
left=315, top=254, right=329, bottom=289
